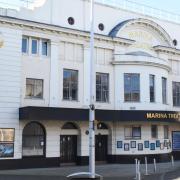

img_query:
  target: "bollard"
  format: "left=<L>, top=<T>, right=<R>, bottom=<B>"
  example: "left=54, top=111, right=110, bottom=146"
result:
left=145, top=156, right=149, bottom=175
left=137, top=171, right=141, bottom=180
left=137, top=161, right=141, bottom=180
left=153, top=158, right=156, bottom=172
left=171, top=155, right=174, bottom=167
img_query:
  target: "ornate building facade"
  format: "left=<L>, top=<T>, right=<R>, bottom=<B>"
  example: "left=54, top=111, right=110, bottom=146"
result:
left=0, top=0, right=180, bottom=169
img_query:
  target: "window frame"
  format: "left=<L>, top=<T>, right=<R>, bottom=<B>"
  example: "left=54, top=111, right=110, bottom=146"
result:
left=22, top=36, right=29, bottom=54
left=162, top=77, right=167, bottom=104
left=124, top=73, right=140, bottom=102
left=31, top=38, right=39, bottom=55
left=41, top=39, right=50, bottom=57
left=63, top=69, right=78, bottom=101
left=172, top=81, right=180, bottom=107
left=164, top=125, right=169, bottom=139
left=25, top=78, right=44, bottom=99
left=96, top=72, right=109, bottom=103
left=124, top=126, right=141, bottom=140
left=149, top=74, right=155, bottom=102
left=151, top=125, right=158, bottom=139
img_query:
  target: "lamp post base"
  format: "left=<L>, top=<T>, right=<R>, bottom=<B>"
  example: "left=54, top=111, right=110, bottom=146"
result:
left=67, top=172, right=103, bottom=180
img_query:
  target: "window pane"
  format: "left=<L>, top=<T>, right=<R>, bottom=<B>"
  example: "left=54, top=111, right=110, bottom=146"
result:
left=162, top=77, right=167, bottom=104
left=42, top=41, right=48, bottom=56
left=96, top=73, right=109, bottom=102
left=22, top=38, right=28, bottom=53
left=32, top=39, right=38, bottom=54
left=63, top=69, right=78, bottom=100
left=151, top=125, right=158, bottom=138
left=173, top=82, right=180, bottom=106
left=124, top=73, right=140, bottom=102
left=164, top=125, right=169, bottom=139
left=132, top=127, right=141, bottom=139
left=26, top=79, right=43, bottom=98
left=150, top=75, right=155, bottom=102
left=124, top=127, right=132, bottom=139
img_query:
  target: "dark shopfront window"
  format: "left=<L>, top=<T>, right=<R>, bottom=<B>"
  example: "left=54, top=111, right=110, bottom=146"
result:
left=22, top=122, right=45, bottom=157
left=124, top=73, right=140, bottom=102
left=63, top=69, right=78, bottom=101
left=124, top=126, right=141, bottom=139
left=151, top=125, right=158, bottom=139
left=149, top=74, right=155, bottom=102
left=96, top=73, right=109, bottom=102
left=173, top=81, right=180, bottom=107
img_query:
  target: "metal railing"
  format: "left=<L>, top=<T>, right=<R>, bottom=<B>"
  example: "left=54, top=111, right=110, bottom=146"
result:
left=96, top=0, right=180, bottom=24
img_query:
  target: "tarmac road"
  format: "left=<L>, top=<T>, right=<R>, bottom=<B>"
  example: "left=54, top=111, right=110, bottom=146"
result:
left=0, top=162, right=180, bottom=180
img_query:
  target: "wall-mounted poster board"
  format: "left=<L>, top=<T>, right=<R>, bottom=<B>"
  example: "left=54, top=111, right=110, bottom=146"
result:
left=0, top=129, right=15, bottom=158
left=0, top=129, right=14, bottom=142
left=172, top=131, right=180, bottom=151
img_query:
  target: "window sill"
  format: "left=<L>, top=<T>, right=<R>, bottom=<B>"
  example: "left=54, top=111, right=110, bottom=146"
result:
left=124, top=138, right=141, bottom=140
left=124, top=101, right=141, bottom=103
left=62, top=99, right=79, bottom=102
left=96, top=101, right=110, bottom=104
left=25, top=97, right=44, bottom=100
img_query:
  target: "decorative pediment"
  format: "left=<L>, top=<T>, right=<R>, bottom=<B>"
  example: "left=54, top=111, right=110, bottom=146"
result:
left=109, top=18, right=173, bottom=55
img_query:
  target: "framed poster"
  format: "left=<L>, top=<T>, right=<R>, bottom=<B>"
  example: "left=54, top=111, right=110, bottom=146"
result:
left=144, top=141, right=149, bottom=148
left=131, top=141, right=136, bottom=148
left=0, top=129, right=15, bottom=142
left=0, top=143, right=14, bottom=157
left=124, top=143, right=129, bottom=151
left=156, top=140, right=160, bottom=148
left=138, top=143, right=143, bottom=151
left=172, top=132, right=180, bottom=151
left=160, top=143, right=164, bottom=150
left=117, top=141, right=123, bottom=148
left=150, top=143, right=155, bottom=150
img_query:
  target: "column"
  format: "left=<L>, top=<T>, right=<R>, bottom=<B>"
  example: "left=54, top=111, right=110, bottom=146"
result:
left=49, top=40, right=60, bottom=107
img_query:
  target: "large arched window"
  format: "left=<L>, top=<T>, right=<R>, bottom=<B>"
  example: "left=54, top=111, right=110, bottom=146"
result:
left=22, top=122, right=46, bottom=157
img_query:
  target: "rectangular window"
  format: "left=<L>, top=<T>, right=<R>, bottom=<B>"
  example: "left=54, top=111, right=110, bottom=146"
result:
left=124, top=126, right=141, bottom=139
left=31, top=39, right=38, bottom=55
left=42, top=40, right=49, bottom=56
left=26, top=78, right=43, bottom=99
left=22, top=37, right=28, bottom=53
left=162, top=77, right=167, bottom=104
left=124, top=73, right=140, bottom=102
left=63, top=69, right=78, bottom=101
left=149, top=74, right=155, bottom=102
left=173, top=82, right=180, bottom=107
left=164, top=125, right=169, bottom=139
left=96, top=73, right=109, bottom=102
left=151, top=125, right=158, bottom=138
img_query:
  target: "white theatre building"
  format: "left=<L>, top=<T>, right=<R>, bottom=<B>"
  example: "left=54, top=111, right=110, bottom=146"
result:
left=0, top=0, right=180, bottom=169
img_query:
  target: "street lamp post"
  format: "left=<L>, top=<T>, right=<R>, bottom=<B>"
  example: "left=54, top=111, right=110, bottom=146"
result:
left=89, top=0, right=95, bottom=178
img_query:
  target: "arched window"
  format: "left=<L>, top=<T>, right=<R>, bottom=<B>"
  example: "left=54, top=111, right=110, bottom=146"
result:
left=22, top=122, right=46, bottom=157
left=62, top=122, right=78, bottom=129
left=97, top=122, right=108, bottom=130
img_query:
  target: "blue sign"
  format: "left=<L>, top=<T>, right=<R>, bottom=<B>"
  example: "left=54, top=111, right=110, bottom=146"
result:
left=172, top=132, right=180, bottom=151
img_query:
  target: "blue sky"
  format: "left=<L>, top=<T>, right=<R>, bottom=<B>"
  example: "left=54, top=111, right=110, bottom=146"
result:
left=129, top=0, right=180, bottom=13
left=0, top=0, right=179, bottom=14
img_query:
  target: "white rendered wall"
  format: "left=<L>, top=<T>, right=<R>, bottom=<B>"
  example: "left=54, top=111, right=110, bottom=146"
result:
left=0, top=26, right=22, bottom=159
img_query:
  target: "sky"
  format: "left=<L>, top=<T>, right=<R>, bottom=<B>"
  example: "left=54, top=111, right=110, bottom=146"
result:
left=129, top=0, right=180, bottom=13
left=0, top=0, right=179, bottom=14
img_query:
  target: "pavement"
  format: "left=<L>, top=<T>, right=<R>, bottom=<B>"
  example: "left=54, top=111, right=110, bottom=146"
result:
left=0, top=161, right=180, bottom=180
